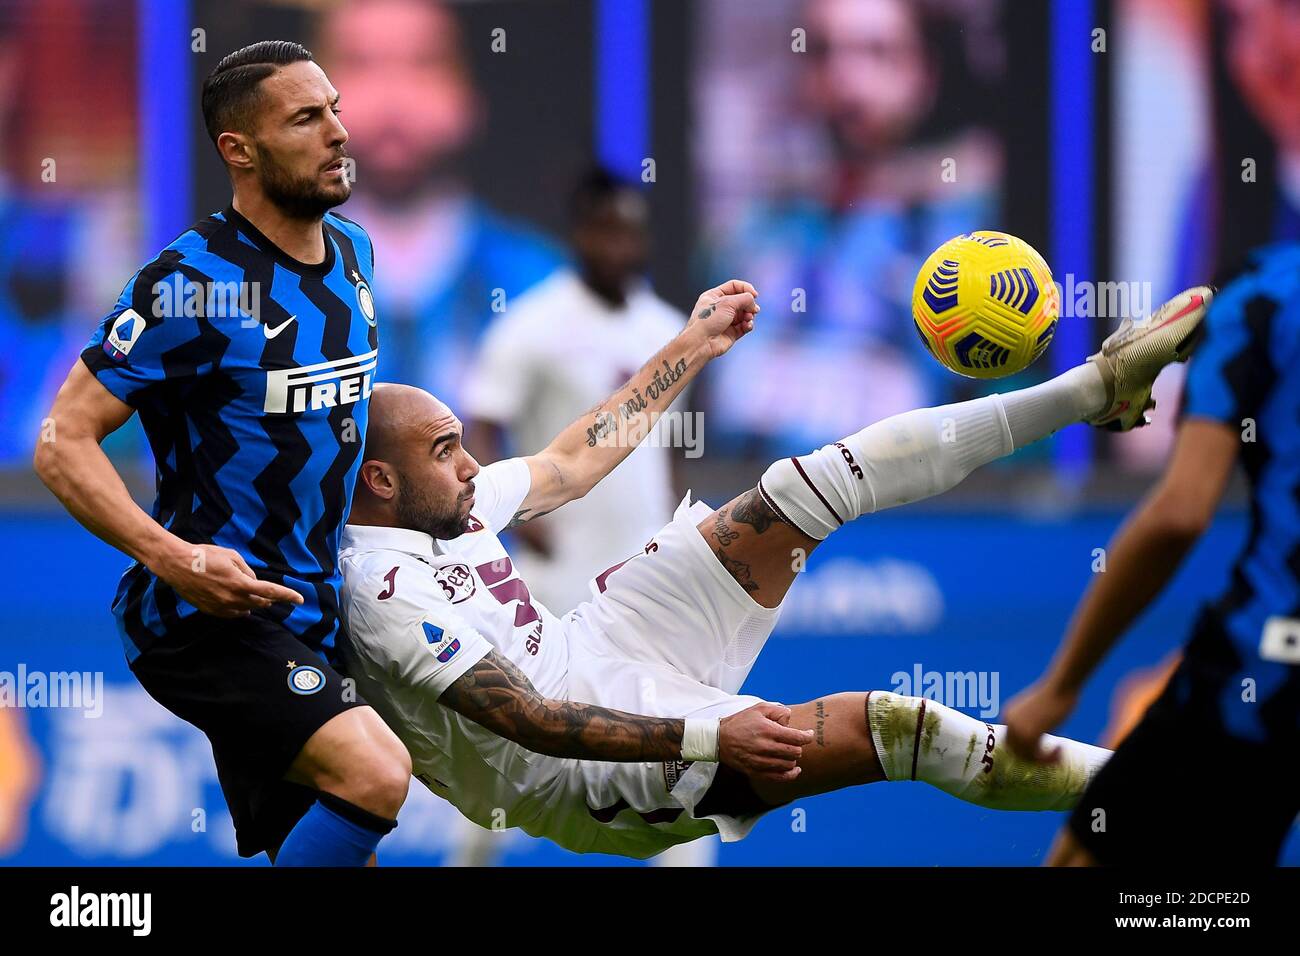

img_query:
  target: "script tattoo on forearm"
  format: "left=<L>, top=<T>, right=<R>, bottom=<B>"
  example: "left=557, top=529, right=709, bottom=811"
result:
left=441, top=650, right=686, bottom=761
left=584, top=355, right=690, bottom=448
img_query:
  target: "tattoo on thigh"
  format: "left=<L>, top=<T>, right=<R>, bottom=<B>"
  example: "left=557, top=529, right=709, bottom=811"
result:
left=731, top=488, right=781, bottom=534
left=712, top=545, right=759, bottom=593
left=710, top=508, right=741, bottom=547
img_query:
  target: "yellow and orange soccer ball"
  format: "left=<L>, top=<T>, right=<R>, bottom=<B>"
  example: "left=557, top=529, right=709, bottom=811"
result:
left=911, top=231, right=1060, bottom=379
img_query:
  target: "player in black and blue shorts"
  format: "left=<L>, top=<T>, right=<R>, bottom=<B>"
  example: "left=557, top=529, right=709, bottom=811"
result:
left=34, top=41, right=412, bottom=864
left=1005, top=243, right=1300, bottom=864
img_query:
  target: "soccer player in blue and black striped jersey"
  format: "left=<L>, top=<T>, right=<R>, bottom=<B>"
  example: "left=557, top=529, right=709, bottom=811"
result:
left=34, top=41, right=412, bottom=865
left=1006, top=243, right=1300, bottom=865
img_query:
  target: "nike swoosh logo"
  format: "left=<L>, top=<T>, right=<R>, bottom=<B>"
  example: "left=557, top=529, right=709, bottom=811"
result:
left=1150, top=294, right=1204, bottom=332
left=1097, top=400, right=1130, bottom=424
left=263, top=315, right=297, bottom=339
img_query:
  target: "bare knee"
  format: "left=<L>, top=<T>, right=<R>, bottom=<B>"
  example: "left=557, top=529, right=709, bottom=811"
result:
left=315, top=756, right=411, bottom=820
left=345, top=740, right=411, bottom=819
left=290, top=708, right=412, bottom=819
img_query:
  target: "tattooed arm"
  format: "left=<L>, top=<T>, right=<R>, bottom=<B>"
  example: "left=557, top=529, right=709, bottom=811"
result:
left=507, top=280, right=761, bottom=529
left=440, top=649, right=686, bottom=761
left=439, top=647, right=811, bottom=776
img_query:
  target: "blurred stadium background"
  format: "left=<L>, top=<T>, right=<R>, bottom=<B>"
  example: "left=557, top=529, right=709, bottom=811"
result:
left=1, top=0, right=1297, bottom=864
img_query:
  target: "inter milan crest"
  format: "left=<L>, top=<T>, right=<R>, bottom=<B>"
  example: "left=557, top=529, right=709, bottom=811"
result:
left=286, top=663, right=326, bottom=695
left=352, top=270, right=377, bottom=326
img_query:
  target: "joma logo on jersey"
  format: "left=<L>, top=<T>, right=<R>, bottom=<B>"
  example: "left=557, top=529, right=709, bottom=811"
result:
left=264, top=349, right=378, bottom=414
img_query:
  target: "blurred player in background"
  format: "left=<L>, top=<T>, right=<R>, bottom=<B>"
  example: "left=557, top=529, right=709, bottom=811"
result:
left=1006, top=245, right=1300, bottom=865
left=317, top=0, right=562, bottom=406
left=463, top=167, right=705, bottom=865
left=467, top=168, right=687, bottom=614
left=34, top=42, right=411, bottom=866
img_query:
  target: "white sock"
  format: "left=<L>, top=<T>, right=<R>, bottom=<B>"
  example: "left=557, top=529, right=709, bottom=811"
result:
left=866, top=691, right=1110, bottom=812
left=759, top=363, right=1107, bottom=539
left=1001, top=363, right=1107, bottom=449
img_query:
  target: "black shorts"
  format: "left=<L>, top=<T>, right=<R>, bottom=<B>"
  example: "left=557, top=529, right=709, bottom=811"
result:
left=1069, top=610, right=1300, bottom=865
left=129, top=611, right=365, bottom=858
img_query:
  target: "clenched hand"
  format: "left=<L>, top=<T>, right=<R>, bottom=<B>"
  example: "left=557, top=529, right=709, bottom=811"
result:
left=718, top=702, right=815, bottom=781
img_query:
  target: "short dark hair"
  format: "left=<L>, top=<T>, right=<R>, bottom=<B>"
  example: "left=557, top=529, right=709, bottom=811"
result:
left=200, top=40, right=315, bottom=147
left=570, top=165, right=640, bottom=224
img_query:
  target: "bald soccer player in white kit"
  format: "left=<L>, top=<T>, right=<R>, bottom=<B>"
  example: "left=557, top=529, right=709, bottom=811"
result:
left=337, top=279, right=1211, bottom=859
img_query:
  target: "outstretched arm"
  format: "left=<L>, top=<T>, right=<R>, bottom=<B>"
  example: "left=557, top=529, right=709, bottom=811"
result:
left=35, top=360, right=302, bottom=617
left=506, top=280, right=760, bottom=528
left=1004, top=418, right=1239, bottom=758
left=440, top=648, right=811, bottom=779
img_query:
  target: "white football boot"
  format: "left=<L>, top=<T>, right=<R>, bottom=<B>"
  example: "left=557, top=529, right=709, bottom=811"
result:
left=1086, top=285, right=1214, bottom=431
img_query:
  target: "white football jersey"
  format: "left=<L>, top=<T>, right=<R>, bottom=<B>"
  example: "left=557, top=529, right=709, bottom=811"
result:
left=338, top=459, right=779, bottom=857
left=338, top=457, right=575, bottom=830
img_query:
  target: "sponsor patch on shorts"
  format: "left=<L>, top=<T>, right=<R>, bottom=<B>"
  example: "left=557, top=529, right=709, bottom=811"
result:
left=663, top=759, right=693, bottom=791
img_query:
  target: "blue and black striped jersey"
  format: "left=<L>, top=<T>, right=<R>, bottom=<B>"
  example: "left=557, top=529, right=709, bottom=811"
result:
left=1182, top=241, right=1300, bottom=739
left=82, top=206, right=378, bottom=660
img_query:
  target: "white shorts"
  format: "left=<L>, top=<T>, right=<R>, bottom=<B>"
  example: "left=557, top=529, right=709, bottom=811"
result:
left=539, top=493, right=786, bottom=857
